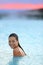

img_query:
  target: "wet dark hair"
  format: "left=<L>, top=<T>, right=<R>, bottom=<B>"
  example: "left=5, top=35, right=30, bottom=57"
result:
left=9, top=33, right=26, bottom=55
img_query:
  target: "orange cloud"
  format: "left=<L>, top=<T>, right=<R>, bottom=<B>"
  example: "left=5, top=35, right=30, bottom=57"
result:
left=0, top=3, right=43, bottom=10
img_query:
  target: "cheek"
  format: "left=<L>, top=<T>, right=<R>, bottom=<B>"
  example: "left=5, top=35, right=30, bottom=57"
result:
left=15, top=42, right=18, bottom=46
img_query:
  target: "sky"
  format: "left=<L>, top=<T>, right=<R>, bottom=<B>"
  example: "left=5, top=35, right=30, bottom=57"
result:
left=0, top=0, right=43, bottom=3
left=0, top=0, right=43, bottom=10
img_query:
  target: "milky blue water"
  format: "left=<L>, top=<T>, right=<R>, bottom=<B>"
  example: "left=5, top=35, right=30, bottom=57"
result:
left=0, top=17, right=43, bottom=65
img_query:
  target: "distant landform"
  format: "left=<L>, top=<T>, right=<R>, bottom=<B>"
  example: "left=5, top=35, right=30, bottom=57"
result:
left=18, top=8, right=43, bottom=19
left=0, top=8, right=43, bottom=19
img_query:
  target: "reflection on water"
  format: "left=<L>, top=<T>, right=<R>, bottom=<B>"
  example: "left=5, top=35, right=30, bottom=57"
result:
left=8, top=55, right=43, bottom=65
left=8, top=57, right=22, bottom=65
left=8, top=56, right=30, bottom=65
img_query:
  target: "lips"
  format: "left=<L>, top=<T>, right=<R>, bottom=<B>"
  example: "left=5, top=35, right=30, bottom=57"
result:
left=9, top=43, right=16, bottom=49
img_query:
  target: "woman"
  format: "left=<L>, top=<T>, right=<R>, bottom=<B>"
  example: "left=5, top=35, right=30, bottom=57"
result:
left=8, top=33, right=26, bottom=56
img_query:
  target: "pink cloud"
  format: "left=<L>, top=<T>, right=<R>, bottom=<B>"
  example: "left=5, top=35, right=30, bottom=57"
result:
left=0, top=3, right=43, bottom=10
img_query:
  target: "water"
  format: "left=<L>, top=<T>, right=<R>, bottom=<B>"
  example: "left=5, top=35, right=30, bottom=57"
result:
left=0, top=17, right=43, bottom=65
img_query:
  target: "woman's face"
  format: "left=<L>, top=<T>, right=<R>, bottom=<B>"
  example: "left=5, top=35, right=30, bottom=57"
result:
left=9, top=36, right=18, bottom=49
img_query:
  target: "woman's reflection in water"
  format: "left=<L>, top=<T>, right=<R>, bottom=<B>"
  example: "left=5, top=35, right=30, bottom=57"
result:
left=8, top=56, right=23, bottom=65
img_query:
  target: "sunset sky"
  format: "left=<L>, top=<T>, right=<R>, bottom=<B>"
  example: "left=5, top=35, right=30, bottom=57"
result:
left=0, top=0, right=43, bottom=10
left=0, top=0, right=43, bottom=3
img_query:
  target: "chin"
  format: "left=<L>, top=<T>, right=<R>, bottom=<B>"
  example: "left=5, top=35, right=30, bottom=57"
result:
left=10, top=46, right=14, bottom=49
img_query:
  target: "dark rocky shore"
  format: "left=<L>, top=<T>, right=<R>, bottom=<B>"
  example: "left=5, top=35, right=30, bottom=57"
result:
left=0, top=8, right=43, bottom=19
left=17, top=8, right=43, bottom=19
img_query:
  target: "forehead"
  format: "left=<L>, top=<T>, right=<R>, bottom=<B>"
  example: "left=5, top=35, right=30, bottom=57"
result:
left=9, top=37, right=16, bottom=40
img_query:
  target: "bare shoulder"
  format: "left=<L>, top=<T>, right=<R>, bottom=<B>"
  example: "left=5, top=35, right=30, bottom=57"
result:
left=19, top=47, right=26, bottom=56
left=13, top=47, right=26, bottom=56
